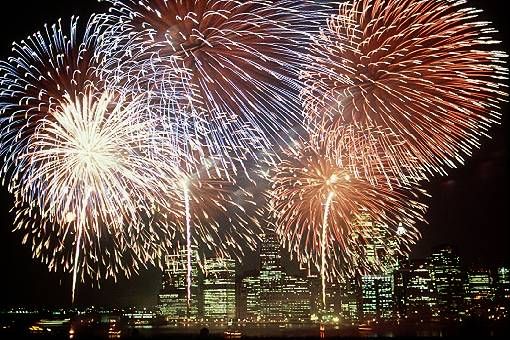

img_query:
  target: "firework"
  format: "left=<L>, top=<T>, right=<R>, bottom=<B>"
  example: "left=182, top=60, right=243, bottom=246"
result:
left=177, top=169, right=262, bottom=304
left=0, top=17, right=180, bottom=301
left=267, top=138, right=427, bottom=303
left=175, top=171, right=261, bottom=261
left=99, top=0, right=333, bottom=170
left=155, top=167, right=262, bottom=315
left=302, top=0, right=508, bottom=177
left=95, top=0, right=330, bottom=309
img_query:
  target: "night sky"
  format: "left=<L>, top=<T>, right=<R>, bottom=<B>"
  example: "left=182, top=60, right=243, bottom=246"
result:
left=0, top=0, right=508, bottom=308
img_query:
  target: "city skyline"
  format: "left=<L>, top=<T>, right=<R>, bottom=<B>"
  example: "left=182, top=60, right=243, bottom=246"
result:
left=2, top=232, right=508, bottom=329
left=1, top=229, right=508, bottom=311
left=154, top=232, right=510, bottom=326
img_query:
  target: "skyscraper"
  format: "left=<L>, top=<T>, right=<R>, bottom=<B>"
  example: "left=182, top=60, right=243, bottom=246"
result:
left=495, top=267, right=510, bottom=319
left=239, top=275, right=260, bottom=321
left=405, top=259, right=439, bottom=321
left=496, top=267, right=510, bottom=300
left=355, top=214, right=399, bottom=322
left=429, top=246, right=465, bottom=321
left=393, top=256, right=410, bottom=320
left=259, top=232, right=284, bottom=322
left=203, top=257, right=236, bottom=321
left=158, top=246, right=201, bottom=321
left=281, top=275, right=311, bottom=322
left=465, top=267, right=494, bottom=318
left=339, top=278, right=360, bottom=324
left=361, top=275, right=394, bottom=321
left=354, top=213, right=401, bottom=274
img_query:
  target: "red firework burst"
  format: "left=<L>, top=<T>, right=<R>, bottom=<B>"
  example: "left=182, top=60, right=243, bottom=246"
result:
left=267, top=138, right=427, bottom=280
left=302, top=0, right=508, bottom=177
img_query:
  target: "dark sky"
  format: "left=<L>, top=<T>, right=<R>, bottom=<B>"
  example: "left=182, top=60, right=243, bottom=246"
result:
left=0, top=0, right=508, bottom=308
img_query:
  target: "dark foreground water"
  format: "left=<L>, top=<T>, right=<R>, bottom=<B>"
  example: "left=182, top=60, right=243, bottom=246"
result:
left=1, top=318, right=509, bottom=339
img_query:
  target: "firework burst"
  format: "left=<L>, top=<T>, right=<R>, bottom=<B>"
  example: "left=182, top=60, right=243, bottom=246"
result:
left=99, top=0, right=333, bottom=171
left=0, top=17, right=180, bottom=301
left=267, top=139, right=427, bottom=289
left=302, top=0, right=508, bottom=177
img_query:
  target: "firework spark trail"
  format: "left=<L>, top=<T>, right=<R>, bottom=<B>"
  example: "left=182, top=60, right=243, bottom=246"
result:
left=71, top=188, right=92, bottom=303
left=170, top=171, right=263, bottom=265
left=268, top=139, right=428, bottom=280
left=72, top=223, right=83, bottom=304
left=321, top=191, right=335, bottom=309
left=183, top=181, right=192, bottom=315
left=302, top=0, right=508, bottom=179
left=0, top=17, right=181, bottom=299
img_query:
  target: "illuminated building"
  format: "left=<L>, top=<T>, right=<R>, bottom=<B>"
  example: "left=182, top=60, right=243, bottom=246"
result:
left=465, top=267, right=494, bottom=318
left=203, top=257, right=236, bottom=321
left=361, top=275, right=394, bottom=321
left=429, top=246, right=465, bottom=321
left=393, top=256, right=410, bottom=320
left=122, top=309, right=157, bottom=326
left=281, top=275, right=311, bottom=322
left=405, top=260, right=439, bottom=321
left=308, top=275, right=322, bottom=317
left=355, top=214, right=400, bottom=322
left=239, top=232, right=312, bottom=323
left=496, top=267, right=510, bottom=300
left=239, top=276, right=260, bottom=321
left=158, top=246, right=201, bottom=321
left=354, top=214, right=381, bottom=266
left=354, top=214, right=400, bottom=274
left=259, top=232, right=284, bottom=321
left=495, top=267, right=510, bottom=319
left=339, top=278, right=360, bottom=324
left=305, top=265, right=339, bottom=321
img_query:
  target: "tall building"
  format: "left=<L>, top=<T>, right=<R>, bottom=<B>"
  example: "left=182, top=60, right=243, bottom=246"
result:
left=361, top=275, right=394, bottom=321
left=339, top=278, right=360, bottom=324
left=158, top=246, right=201, bottom=321
left=495, top=267, right=510, bottom=319
left=310, top=280, right=341, bottom=318
left=259, top=232, right=284, bottom=321
left=393, top=256, right=410, bottom=320
left=354, top=214, right=382, bottom=267
left=496, top=267, right=510, bottom=300
left=429, top=246, right=465, bottom=321
left=281, top=275, right=311, bottom=322
left=203, top=257, right=236, bottom=321
left=465, top=267, right=494, bottom=318
left=239, top=232, right=312, bottom=323
left=405, top=259, right=438, bottom=321
left=355, top=214, right=400, bottom=322
left=239, top=276, right=260, bottom=321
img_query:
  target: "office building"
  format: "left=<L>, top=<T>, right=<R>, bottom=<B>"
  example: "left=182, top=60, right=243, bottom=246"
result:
left=405, top=260, right=438, bottom=321
left=339, top=278, right=360, bottom=324
left=158, top=246, right=201, bottom=321
left=239, top=276, right=260, bottom=321
left=429, top=246, right=465, bottom=320
left=203, top=257, right=236, bottom=321
left=465, top=267, right=494, bottom=318
left=281, top=275, right=311, bottom=322
left=259, top=232, right=284, bottom=321
left=361, top=275, right=394, bottom=321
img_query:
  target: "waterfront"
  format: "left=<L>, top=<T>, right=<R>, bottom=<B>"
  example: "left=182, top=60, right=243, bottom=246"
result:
left=1, top=311, right=509, bottom=339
